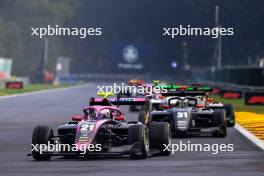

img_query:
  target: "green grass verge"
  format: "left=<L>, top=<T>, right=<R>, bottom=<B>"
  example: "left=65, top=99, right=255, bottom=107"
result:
left=212, top=95, right=264, bottom=114
left=0, top=84, right=71, bottom=96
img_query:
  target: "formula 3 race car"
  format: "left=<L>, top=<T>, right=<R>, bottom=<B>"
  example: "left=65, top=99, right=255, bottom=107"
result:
left=157, top=84, right=235, bottom=127
left=30, top=98, right=171, bottom=161
left=139, top=91, right=227, bottom=138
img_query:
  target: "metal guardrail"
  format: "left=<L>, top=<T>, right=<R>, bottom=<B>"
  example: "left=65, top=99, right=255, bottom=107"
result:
left=203, top=81, right=264, bottom=92
left=58, top=74, right=151, bottom=83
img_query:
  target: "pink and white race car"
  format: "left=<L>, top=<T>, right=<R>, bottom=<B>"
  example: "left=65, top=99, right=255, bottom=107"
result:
left=30, top=98, right=171, bottom=160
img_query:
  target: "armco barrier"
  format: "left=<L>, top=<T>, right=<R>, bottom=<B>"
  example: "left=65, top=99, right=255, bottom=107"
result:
left=58, top=74, right=150, bottom=83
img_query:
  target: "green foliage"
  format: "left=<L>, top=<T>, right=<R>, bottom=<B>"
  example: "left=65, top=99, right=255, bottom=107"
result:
left=0, top=0, right=79, bottom=78
left=1, top=0, right=264, bottom=78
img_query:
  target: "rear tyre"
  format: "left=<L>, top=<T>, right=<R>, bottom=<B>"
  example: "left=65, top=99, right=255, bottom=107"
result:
left=223, top=104, right=235, bottom=127
left=212, top=110, right=227, bottom=138
left=128, top=125, right=149, bottom=159
left=138, top=111, right=145, bottom=124
left=149, top=122, right=171, bottom=156
left=32, top=125, right=54, bottom=161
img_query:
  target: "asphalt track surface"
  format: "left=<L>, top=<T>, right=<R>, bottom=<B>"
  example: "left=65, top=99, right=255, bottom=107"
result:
left=0, top=84, right=263, bottom=176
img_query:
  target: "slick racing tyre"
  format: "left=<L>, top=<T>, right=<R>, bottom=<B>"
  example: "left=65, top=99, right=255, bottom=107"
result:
left=212, top=110, right=227, bottom=138
left=32, top=125, right=54, bottom=161
left=149, top=122, right=172, bottom=156
left=138, top=111, right=145, bottom=124
left=223, top=104, right=235, bottom=127
left=128, top=125, right=149, bottom=159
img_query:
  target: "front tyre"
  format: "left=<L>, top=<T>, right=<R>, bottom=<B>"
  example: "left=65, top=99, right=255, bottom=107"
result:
left=223, top=104, right=235, bottom=127
left=138, top=111, right=145, bottom=124
left=32, top=125, right=54, bottom=161
left=212, top=110, right=227, bottom=138
left=128, top=125, right=149, bottom=159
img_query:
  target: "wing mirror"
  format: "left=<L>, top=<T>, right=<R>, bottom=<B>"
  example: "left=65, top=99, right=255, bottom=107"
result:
left=115, top=115, right=125, bottom=121
left=72, top=115, right=82, bottom=121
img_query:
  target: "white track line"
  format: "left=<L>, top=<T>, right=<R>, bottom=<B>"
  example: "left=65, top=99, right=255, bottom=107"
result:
left=0, top=84, right=89, bottom=99
left=235, top=124, right=264, bottom=150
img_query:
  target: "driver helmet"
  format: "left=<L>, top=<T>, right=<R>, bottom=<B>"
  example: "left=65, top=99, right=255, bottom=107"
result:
left=170, top=99, right=180, bottom=107
left=98, top=109, right=111, bottom=119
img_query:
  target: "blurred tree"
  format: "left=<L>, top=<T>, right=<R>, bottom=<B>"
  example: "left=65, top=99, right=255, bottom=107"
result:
left=0, top=0, right=79, bottom=80
left=0, top=0, right=264, bottom=79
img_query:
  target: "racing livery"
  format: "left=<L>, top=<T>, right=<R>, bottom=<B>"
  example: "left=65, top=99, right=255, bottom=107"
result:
left=157, top=84, right=235, bottom=127
left=30, top=98, right=171, bottom=161
left=139, top=91, right=227, bottom=138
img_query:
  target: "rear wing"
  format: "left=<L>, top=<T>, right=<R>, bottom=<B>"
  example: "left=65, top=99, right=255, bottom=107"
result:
left=186, top=86, right=213, bottom=92
left=161, top=91, right=206, bottom=97
left=158, top=84, right=213, bottom=92
left=90, top=97, right=146, bottom=106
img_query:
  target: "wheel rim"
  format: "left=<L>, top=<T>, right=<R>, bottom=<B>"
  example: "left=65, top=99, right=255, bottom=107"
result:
left=143, top=129, right=150, bottom=154
left=219, top=123, right=226, bottom=135
left=167, top=124, right=172, bottom=152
